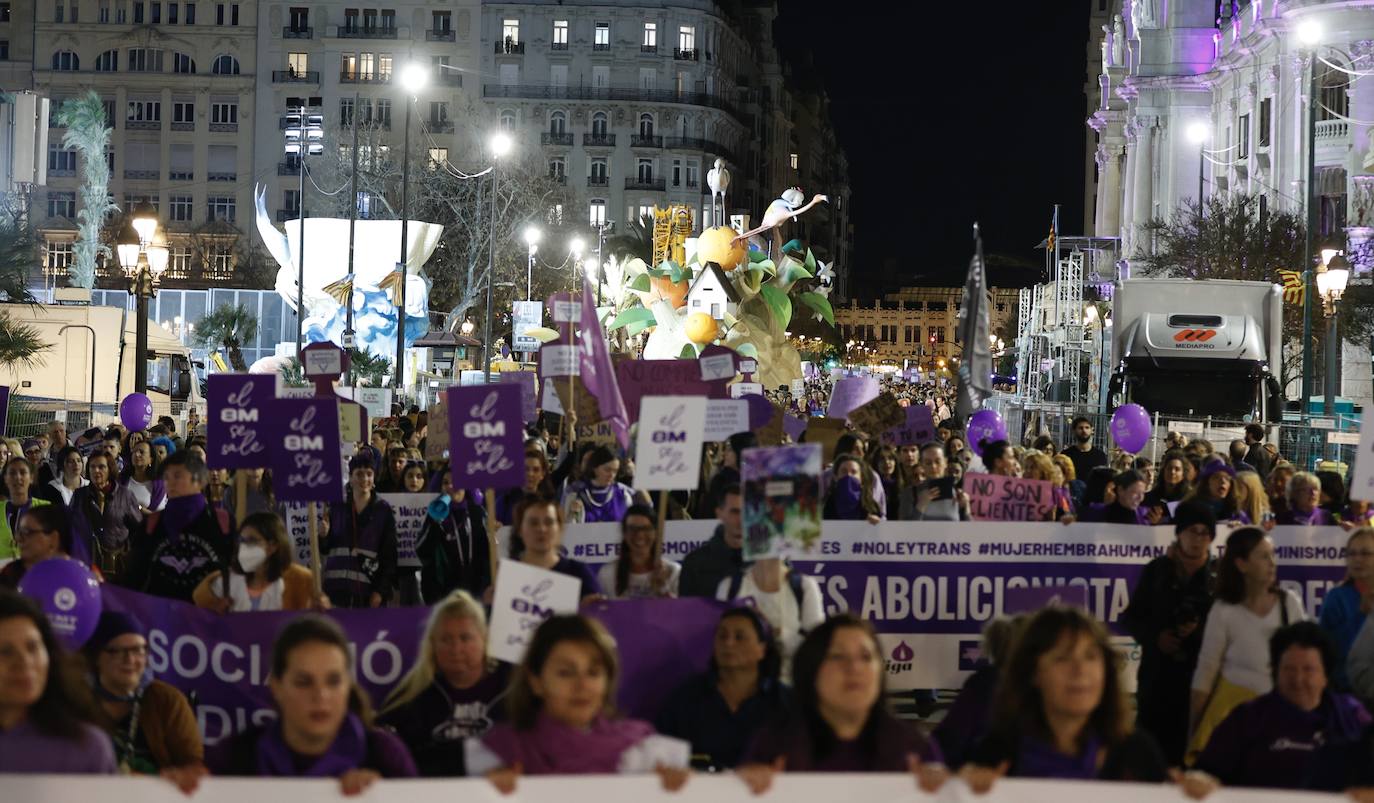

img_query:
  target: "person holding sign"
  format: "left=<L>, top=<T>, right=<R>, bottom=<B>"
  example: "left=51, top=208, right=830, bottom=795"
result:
left=901, top=443, right=971, bottom=522
left=320, top=454, right=399, bottom=609
left=123, top=452, right=231, bottom=603
left=414, top=470, right=491, bottom=603
left=598, top=504, right=681, bottom=599
left=561, top=446, right=638, bottom=524
left=464, top=615, right=689, bottom=789
left=1079, top=470, right=1151, bottom=525
left=192, top=512, right=323, bottom=612
left=507, top=498, right=602, bottom=602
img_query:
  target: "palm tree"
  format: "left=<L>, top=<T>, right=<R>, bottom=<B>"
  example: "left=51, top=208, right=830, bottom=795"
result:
left=348, top=348, right=391, bottom=387
left=193, top=305, right=258, bottom=371
left=604, top=214, right=653, bottom=264
left=0, top=212, right=46, bottom=370
left=53, top=91, right=115, bottom=289
left=0, top=313, right=46, bottom=370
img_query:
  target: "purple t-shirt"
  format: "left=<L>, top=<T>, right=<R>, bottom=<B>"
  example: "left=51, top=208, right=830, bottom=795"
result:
left=0, top=720, right=116, bottom=774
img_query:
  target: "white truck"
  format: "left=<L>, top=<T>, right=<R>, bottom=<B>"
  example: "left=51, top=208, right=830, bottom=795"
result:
left=1108, top=278, right=1283, bottom=422
left=0, top=291, right=203, bottom=425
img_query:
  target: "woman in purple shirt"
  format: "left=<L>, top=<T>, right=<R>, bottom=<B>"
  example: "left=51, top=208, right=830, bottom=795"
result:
left=1276, top=471, right=1335, bottom=526
left=561, top=446, right=637, bottom=524
left=0, top=589, right=115, bottom=774
left=738, top=614, right=948, bottom=793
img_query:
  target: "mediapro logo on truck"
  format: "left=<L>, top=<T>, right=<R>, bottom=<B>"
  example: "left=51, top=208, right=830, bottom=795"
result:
left=1172, top=329, right=1217, bottom=348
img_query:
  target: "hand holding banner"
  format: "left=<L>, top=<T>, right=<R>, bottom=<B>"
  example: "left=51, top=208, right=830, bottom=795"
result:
left=488, top=559, right=582, bottom=664
left=448, top=385, right=526, bottom=491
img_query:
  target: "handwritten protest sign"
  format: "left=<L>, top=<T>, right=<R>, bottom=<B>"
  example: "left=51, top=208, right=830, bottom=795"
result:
left=827, top=375, right=879, bottom=419
left=704, top=399, right=749, bottom=441
left=634, top=396, right=707, bottom=491
left=741, top=444, right=823, bottom=560
left=488, top=559, right=582, bottom=664
left=424, top=399, right=449, bottom=460
left=575, top=419, right=617, bottom=446
left=965, top=472, right=1055, bottom=521
left=553, top=376, right=604, bottom=424
left=271, top=397, right=343, bottom=503
left=847, top=392, right=904, bottom=436
left=448, top=385, right=525, bottom=491
left=207, top=374, right=277, bottom=469
left=378, top=492, right=430, bottom=568
left=880, top=405, right=936, bottom=448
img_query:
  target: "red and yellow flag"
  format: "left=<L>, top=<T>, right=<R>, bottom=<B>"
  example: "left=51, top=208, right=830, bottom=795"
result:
left=1278, top=270, right=1304, bottom=305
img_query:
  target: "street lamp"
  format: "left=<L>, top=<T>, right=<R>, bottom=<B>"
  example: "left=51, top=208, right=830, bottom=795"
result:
left=116, top=201, right=169, bottom=395
left=1186, top=121, right=1210, bottom=207
left=284, top=97, right=322, bottom=360
left=484, top=131, right=514, bottom=382
left=1316, top=248, right=1350, bottom=416
left=522, top=225, right=541, bottom=301
left=394, top=63, right=429, bottom=394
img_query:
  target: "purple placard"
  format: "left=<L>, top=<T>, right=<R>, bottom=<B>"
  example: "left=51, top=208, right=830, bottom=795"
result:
left=206, top=373, right=276, bottom=470
left=448, top=384, right=525, bottom=491
left=499, top=371, right=538, bottom=423
left=1001, top=584, right=1090, bottom=614
left=0, top=385, right=9, bottom=437
left=782, top=414, right=808, bottom=441
left=827, top=375, right=879, bottom=419
left=880, top=404, right=936, bottom=448
left=270, top=397, right=343, bottom=503
left=616, top=360, right=730, bottom=424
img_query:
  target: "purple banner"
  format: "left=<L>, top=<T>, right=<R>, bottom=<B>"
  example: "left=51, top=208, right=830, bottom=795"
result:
left=448, top=384, right=525, bottom=491
left=827, top=375, right=879, bottom=419
left=579, top=280, right=631, bottom=448
left=616, top=361, right=729, bottom=424
left=499, top=371, right=539, bottom=424
left=270, top=397, right=343, bottom=504
left=99, top=586, right=722, bottom=743
left=0, top=384, right=9, bottom=438
left=207, top=374, right=276, bottom=470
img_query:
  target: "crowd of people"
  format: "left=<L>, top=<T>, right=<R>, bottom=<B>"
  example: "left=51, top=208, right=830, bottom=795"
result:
left=0, top=400, right=1372, bottom=800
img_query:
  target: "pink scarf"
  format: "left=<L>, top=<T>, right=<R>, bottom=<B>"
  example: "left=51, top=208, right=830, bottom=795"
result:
left=479, top=713, right=653, bottom=774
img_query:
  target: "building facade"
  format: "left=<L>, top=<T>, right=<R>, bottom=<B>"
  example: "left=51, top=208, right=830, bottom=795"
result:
left=835, top=286, right=1019, bottom=369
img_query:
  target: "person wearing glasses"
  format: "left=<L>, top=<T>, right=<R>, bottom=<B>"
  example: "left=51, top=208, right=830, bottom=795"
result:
left=85, top=611, right=203, bottom=775
left=598, top=505, right=680, bottom=599
left=0, top=505, right=78, bottom=589
left=1319, top=527, right=1374, bottom=690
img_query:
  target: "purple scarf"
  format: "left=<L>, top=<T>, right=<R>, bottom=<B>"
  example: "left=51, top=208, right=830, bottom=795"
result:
left=575, top=482, right=630, bottom=524
left=479, top=713, right=654, bottom=774
left=256, top=713, right=369, bottom=777
left=1286, top=506, right=1332, bottom=526
left=831, top=476, right=864, bottom=519
left=1016, top=734, right=1101, bottom=779
left=159, top=494, right=207, bottom=543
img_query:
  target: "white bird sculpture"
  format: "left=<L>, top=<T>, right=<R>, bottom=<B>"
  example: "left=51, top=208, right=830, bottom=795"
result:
left=706, top=158, right=730, bottom=227
left=737, top=187, right=828, bottom=257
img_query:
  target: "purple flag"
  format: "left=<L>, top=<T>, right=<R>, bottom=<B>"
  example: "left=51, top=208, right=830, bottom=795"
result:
left=206, top=374, right=276, bottom=470
left=578, top=278, right=630, bottom=448
left=270, top=397, right=344, bottom=503
left=448, top=384, right=525, bottom=491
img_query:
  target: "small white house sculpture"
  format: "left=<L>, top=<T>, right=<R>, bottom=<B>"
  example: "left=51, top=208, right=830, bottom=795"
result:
left=687, top=262, right=741, bottom=321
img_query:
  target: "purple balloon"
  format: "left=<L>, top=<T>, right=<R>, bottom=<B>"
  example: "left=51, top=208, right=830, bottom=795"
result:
left=119, top=392, right=154, bottom=432
left=1111, top=403, right=1152, bottom=454
left=966, top=409, right=1007, bottom=456
left=18, top=558, right=102, bottom=648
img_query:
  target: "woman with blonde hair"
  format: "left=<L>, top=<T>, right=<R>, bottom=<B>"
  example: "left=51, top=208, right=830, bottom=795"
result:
left=1023, top=453, right=1072, bottom=520
left=1231, top=472, right=1273, bottom=531
left=1051, top=453, right=1086, bottom=511
left=379, top=590, right=510, bottom=776
left=1277, top=471, right=1334, bottom=526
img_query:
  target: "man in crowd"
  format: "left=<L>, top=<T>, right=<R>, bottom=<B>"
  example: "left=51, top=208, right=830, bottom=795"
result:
left=1241, top=423, right=1272, bottom=481
left=1064, top=416, right=1107, bottom=481
left=679, top=485, right=745, bottom=597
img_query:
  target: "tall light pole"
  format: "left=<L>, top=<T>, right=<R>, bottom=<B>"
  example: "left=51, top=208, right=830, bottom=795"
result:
left=1298, top=19, right=1322, bottom=418
left=394, top=63, right=429, bottom=394
left=1316, top=250, right=1350, bottom=417
left=522, top=225, right=541, bottom=301
left=485, top=131, right=514, bottom=382
left=569, top=237, right=585, bottom=293
left=1186, top=121, right=1209, bottom=209
left=285, top=98, right=322, bottom=360
left=116, top=202, right=169, bottom=395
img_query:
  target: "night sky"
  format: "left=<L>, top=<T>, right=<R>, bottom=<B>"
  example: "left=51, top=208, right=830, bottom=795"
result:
left=775, top=1, right=1092, bottom=297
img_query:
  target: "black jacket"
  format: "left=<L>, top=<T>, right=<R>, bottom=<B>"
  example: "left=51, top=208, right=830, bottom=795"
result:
left=414, top=498, right=491, bottom=603
left=124, top=506, right=232, bottom=602
left=678, top=526, right=744, bottom=598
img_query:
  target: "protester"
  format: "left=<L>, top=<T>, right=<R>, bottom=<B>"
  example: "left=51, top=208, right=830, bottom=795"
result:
left=1144, top=450, right=1192, bottom=521
left=380, top=590, right=510, bottom=776
left=0, top=457, right=50, bottom=561
left=1351, top=613, right=1374, bottom=706
left=1188, top=526, right=1308, bottom=761
left=679, top=485, right=746, bottom=598
left=717, top=557, right=824, bottom=676
left=1318, top=470, right=1348, bottom=521
left=933, top=617, right=1019, bottom=769
left=1196, top=623, right=1371, bottom=790
left=222, top=468, right=276, bottom=521
left=1185, top=461, right=1248, bottom=525
left=1063, top=416, right=1108, bottom=482
left=656, top=607, right=789, bottom=770
left=0, top=589, right=115, bottom=773
left=0, top=505, right=77, bottom=589
left=36, top=446, right=86, bottom=507
left=978, top=440, right=1020, bottom=477
left=834, top=433, right=888, bottom=514
left=738, top=615, right=946, bottom=793
left=1266, top=461, right=1296, bottom=516
left=902, top=442, right=971, bottom=521
left=1240, top=424, right=1272, bottom=480
left=86, top=611, right=203, bottom=774
left=822, top=453, right=884, bottom=522
left=507, top=497, right=603, bottom=601
left=1052, top=453, right=1086, bottom=510
left=560, top=446, right=636, bottom=524
left=1079, top=469, right=1150, bottom=524
left=1022, top=453, right=1073, bottom=520
left=497, top=448, right=554, bottom=525
left=1278, top=472, right=1335, bottom=526
left=123, top=452, right=232, bottom=602
left=599, top=504, right=680, bottom=599
left=321, top=454, right=398, bottom=608
left=869, top=445, right=902, bottom=521
left=121, top=440, right=164, bottom=513
left=193, top=512, right=320, bottom=612
left=464, top=615, right=690, bottom=790
left=377, top=446, right=410, bottom=494
left=1318, top=527, right=1374, bottom=688
left=414, top=471, right=491, bottom=603
left=1121, top=500, right=1218, bottom=764
left=69, top=451, right=140, bottom=578
left=1232, top=472, right=1273, bottom=531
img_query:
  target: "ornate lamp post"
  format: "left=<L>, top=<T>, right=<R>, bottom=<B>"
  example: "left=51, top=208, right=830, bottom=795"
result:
left=116, top=201, right=169, bottom=394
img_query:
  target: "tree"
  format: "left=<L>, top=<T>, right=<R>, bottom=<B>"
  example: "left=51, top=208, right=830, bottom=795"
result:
left=0, top=202, right=47, bottom=370
left=347, top=348, right=390, bottom=387
left=604, top=214, right=653, bottom=264
left=53, top=91, right=115, bottom=289
left=193, top=304, right=258, bottom=371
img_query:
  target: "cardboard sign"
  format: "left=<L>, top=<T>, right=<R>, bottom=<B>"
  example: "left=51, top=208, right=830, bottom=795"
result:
left=512, top=301, right=544, bottom=353
left=271, top=397, right=344, bottom=503
left=1002, top=584, right=1090, bottom=614
left=553, top=376, right=604, bottom=424
left=847, top=392, right=905, bottom=436
left=965, top=472, right=1055, bottom=521
left=499, top=371, right=539, bottom=424
left=448, top=385, right=526, bottom=491
left=703, top=399, right=750, bottom=441
left=616, top=360, right=728, bottom=424
left=827, top=375, right=879, bottom=419
left=540, top=344, right=579, bottom=377
left=729, top=382, right=764, bottom=398
left=880, top=405, right=937, bottom=448
left=337, top=399, right=364, bottom=444
left=634, top=396, right=707, bottom=491
left=376, top=492, right=432, bottom=568
left=207, top=373, right=277, bottom=470
left=425, top=400, right=449, bottom=460
left=804, top=418, right=848, bottom=463
left=790, top=379, right=805, bottom=398
left=740, top=444, right=823, bottom=560
left=576, top=419, right=617, bottom=445
left=488, top=559, right=582, bottom=664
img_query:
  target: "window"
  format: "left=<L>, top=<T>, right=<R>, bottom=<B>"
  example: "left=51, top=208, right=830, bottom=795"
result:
left=590, top=158, right=607, bottom=181
left=1258, top=97, right=1272, bottom=148
left=46, top=242, right=74, bottom=275
left=789, top=152, right=798, bottom=170
left=643, top=22, right=657, bottom=48
left=591, top=112, right=608, bottom=138
left=340, top=97, right=354, bottom=126
left=637, top=159, right=653, bottom=182
left=595, top=22, right=610, bottom=48
left=548, top=158, right=565, bottom=180
left=151, top=2, right=161, bottom=23
left=429, top=101, right=448, bottom=123
left=0, top=4, right=9, bottom=22
left=101, top=99, right=116, bottom=125
left=169, top=195, right=193, bottom=221
left=289, top=7, right=308, bottom=30
left=167, top=246, right=192, bottom=279
left=379, top=10, right=394, bottom=31
left=208, top=245, right=233, bottom=278
left=128, top=48, right=163, bottom=72
left=47, top=192, right=76, bottom=218
left=375, top=99, right=391, bottom=127
left=173, top=53, right=195, bottom=73
left=99, top=0, right=110, bottom=22
left=55, top=2, right=64, bottom=22
left=172, top=101, right=194, bottom=123
left=592, top=65, right=609, bottom=87
left=550, top=64, right=567, bottom=86
left=638, top=113, right=654, bottom=138
left=432, top=10, right=450, bottom=33
left=636, top=203, right=655, bottom=220
left=127, top=100, right=161, bottom=122
left=0, top=41, right=8, bottom=61
left=671, top=159, right=681, bottom=187
left=553, top=20, right=567, bottom=47
left=358, top=52, right=375, bottom=80
left=211, top=102, right=237, bottom=124
left=499, top=110, right=516, bottom=129
left=378, top=54, right=392, bottom=81
left=549, top=110, right=566, bottom=134
left=685, top=160, right=699, bottom=188
left=215, top=3, right=237, bottom=25
left=287, top=53, right=308, bottom=76
left=589, top=200, right=606, bottom=226
left=211, top=54, right=239, bottom=74
left=207, top=195, right=235, bottom=223
left=679, top=26, right=695, bottom=51
left=52, top=51, right=79, bottom=70
left=343, top=8, right=358, bottom=32
left=362, top=9, right=376, bottom=29
left=502, top=19, right=520, bottom=43
left=95, top=50, right=118, bottom=71
left=427, top=147, right=448, bottom=166
left=167, top=2, right=177, bottom=23
left=1237, top=114, right=1250, bottom=159
left=341, top=53, right=357, bottom=80
left=48, top=146, right=77, bottom=172
left=639, top=67, right=656, bottom=90
left=185, top=2, right=194, bottom=23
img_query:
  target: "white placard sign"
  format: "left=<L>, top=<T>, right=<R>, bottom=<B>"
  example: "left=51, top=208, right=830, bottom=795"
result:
left=634, top=396, right=707, bottom=491
left=704, top=399, right=750, bottom=441
left=1329, top=431, right=1361, bottom=445
left=699, top=352, right=736, bottom=381
left=1166, top=420, right=1204, bottom=435
left=791, top=378, right=806, bottom=397
left=488, top=559, right=581, bottom=664
left=541, top=378, right=564, bottom=415
left=729, top=382, right=763, bottom=398
left=339, top=387, right=392, bottom=421
left=739, top=358, right=758, bottom=375
left=552, top=300, right=579, bottom=323
left=1350, top=423, right=1374, bottom=501
left=541, top=345, right=579, bottom=377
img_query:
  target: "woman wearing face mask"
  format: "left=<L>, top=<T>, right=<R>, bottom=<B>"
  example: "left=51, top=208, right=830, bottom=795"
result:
left=120, top=440, right=165, bottom=515
left=320, top=454, right=398, bottom=609
left=1188, top=527, right=1308, bottom=763
left=599, top=504, right=680, bottom=599
left=36, top=446, right=87, bottom=507
left=86, top=611, right=202, bottom=774
left=821, top=454, right=883, bottom=523
left=507, top=498, right=602, bottom=602
left=1318, top=527, right=1374, bottom=689
left=0, top=458, right=50, bottom=563
left=562, top=446, right=637, bottom=524
left=1277, top=472, right=1334, bottom=526
left=69, top=452, right=141, bottom=579
left=656, top=607, right=790, bottom=770
left=737, top=615, right=947, bottom=794
left=192, top=512, right=322, bottom=612
left=379, top=591, right=510, bottom=776
left=415, top=469, right=491, bottom=603
left=464, top=615, right=689, bottom=791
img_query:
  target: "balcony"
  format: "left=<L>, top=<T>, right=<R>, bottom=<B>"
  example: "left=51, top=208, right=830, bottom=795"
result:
left=338, top=26, right=397, bottom=39
left=664, top=136, right=737, bottom=163
left=583, top=133, right=616, bottom=147
left=273, top=69, right=320, bottom=83
left=428, top=119, right=454, bottom=133
left=278, top=161, right=301, bottom=176
left=208, top=122, right=238, bottom=133
left=541, top=131, right=573, bottom=146
left=48, top=168, right=75, bottom=178
left=551, top=42, right=569, bottom=52
left=641, top=44, right=658, bottom=54
left=171, top=121, right=194, bottom=132
left=126, top=120, right=160, bottom=131
left=124, top=169, right=158, bottom=180
left=625, top=177, right=665, bottom=191
left=674, top=48, right=699, bottom=61
left=283, top=26, right=313, bottom=39
left=496, top=40, right=525, bottom=55
left=208, top=172, right=236, bottom=182
left=587, top=176, right=609, bottom=188
left=426, top=29, right=455, bottom=42
left=593, top=43, right=611, bottom=52
left=339, top=72, right=392, bottom=84
left=1316, top=119, right=1349, bottom=143
left=169, top=171, right=193, bottom=181
left=483, top=84, right=742, bottom=120
left=631, top=134, right=663, bottom=148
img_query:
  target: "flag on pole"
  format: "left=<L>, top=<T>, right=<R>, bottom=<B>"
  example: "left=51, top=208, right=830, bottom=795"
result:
left=578, top=277, right=630, bottom=448
left=1047, top=209, right=1057, bottom=255
left=955, top=225, right=993, bottom=425
left=1279, top=270, right=1305, bottom=305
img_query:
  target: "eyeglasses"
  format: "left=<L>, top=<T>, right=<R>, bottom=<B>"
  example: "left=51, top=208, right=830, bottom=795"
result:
left=102, top=645, right=148, bottom=659
left=14, top=528, right=52, bottom=540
